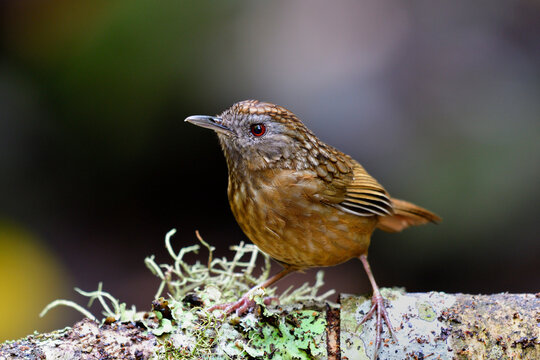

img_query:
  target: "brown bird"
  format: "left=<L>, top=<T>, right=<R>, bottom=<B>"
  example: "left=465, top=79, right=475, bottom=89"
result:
left=185, top=100, right=441, bottom=357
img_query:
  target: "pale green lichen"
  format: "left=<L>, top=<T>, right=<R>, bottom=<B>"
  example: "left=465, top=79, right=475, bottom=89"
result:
left=341, top=291, right=458, bottom=360
left=241, top=309, right=326, bottom=359
left=154, top=296, right=328, bottom=360
left=416, top=301, right=436, bottom=322
left=40, top=282, right=141, bottom=323
left=41, top=229, right=334, bottom=359
left=145, top=229, right=334, bottom=306
left=446, top=294, right=540, bottom=360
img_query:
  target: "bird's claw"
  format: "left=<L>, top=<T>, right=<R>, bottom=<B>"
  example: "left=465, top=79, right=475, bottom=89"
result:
left=359, top=292, right=396, bottom=359
left=208, top=295, right=279, bottom=317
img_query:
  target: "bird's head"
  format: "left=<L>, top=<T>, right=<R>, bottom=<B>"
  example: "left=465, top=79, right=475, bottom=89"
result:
left=185, top=100, right=318, bottom=172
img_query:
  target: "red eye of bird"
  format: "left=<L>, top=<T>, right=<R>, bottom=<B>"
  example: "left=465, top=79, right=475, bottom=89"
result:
left=250, top=123, right=266, bottom=137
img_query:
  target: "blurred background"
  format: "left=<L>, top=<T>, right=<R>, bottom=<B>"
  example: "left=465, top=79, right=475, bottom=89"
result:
left=1, top=0, right=539, bottom=341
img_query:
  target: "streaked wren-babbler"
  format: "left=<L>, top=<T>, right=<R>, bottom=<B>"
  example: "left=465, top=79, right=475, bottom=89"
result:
left=185, top=100, right=441, bottom=357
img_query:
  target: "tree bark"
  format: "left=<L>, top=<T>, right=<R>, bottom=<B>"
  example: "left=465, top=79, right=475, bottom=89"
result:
left=1, top=290, right=538, bottom=359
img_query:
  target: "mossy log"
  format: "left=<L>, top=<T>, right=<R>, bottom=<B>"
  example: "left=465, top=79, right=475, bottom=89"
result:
left=1, top=290, right=538, bottom=360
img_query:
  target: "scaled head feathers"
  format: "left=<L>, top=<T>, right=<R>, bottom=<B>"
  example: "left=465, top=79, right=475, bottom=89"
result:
left=215, top=100, right=317, bottom=172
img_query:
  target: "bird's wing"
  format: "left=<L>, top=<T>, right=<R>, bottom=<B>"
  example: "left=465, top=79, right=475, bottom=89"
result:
left=315, top=152, right=394, bottom=217
left=339, top=163, right=393, bottom=216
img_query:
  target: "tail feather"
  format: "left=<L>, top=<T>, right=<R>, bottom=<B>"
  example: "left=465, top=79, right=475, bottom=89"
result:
left=377, top=198, right=441, bottom=233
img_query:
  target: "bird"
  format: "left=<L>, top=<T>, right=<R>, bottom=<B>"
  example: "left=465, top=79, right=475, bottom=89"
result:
left=185, top=100, right=441, bottom=358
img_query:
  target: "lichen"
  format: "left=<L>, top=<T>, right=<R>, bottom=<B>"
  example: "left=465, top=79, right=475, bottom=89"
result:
left=40, top=229, right=335, bottom=359
left=241, top=309, right=326, bottom=359
left=416, top=301, right=436, bottom=322
left=444, top=293, right=540, bottom=360
left=341, top=290, right=458, bottom=360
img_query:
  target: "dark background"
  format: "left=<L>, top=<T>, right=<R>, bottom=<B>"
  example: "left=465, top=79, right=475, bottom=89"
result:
left=1, top=0, right=539, bottom=341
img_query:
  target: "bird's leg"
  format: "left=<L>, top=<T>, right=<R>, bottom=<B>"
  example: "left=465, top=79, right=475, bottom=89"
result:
left=358, top=254, right=396, bottom=359
left=208, top=266, right=295, bottom=316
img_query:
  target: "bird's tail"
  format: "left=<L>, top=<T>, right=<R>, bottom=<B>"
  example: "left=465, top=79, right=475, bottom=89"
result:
left=377, top=198, right=441, bottom=233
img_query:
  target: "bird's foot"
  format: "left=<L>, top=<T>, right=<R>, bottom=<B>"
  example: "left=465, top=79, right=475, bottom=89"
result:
left=358, top=292, right=396, bottom=359
left=208, top=294, right=279, bottom=317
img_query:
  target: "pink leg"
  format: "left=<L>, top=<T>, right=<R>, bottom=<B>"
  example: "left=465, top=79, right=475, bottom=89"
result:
left=208, top=266, right=295, bottom=316
left=358, top=254, right=396, bottom=360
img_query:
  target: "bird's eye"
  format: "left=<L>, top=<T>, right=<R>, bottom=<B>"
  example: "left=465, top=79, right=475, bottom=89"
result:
left=250, top=123, right=266, bottom=137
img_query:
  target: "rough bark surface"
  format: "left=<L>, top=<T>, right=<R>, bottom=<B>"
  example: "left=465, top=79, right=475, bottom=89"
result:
left=340, top=290, right=539, bottom=359
left=1, top=291, right=538, bottom=360
left=0, top=319, right=156, bottom=360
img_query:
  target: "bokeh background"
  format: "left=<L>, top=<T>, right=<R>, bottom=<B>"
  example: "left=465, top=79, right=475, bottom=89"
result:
left=1, top=0, right=539, bottom=341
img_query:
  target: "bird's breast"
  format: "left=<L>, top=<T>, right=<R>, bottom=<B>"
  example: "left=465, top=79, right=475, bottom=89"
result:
left=227, top=169, right=377, bottom=268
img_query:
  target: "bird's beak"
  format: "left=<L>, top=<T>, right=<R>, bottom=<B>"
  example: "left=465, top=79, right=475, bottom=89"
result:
left=184, top=115, right=233, bottom=136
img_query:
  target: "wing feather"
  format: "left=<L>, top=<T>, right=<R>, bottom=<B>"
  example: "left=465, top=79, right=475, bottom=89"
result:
left=315, top=150, right=393, bottom=217
left=310, top=146, right=440, bottom=228
left=342, top=161, right=393, bottom=216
